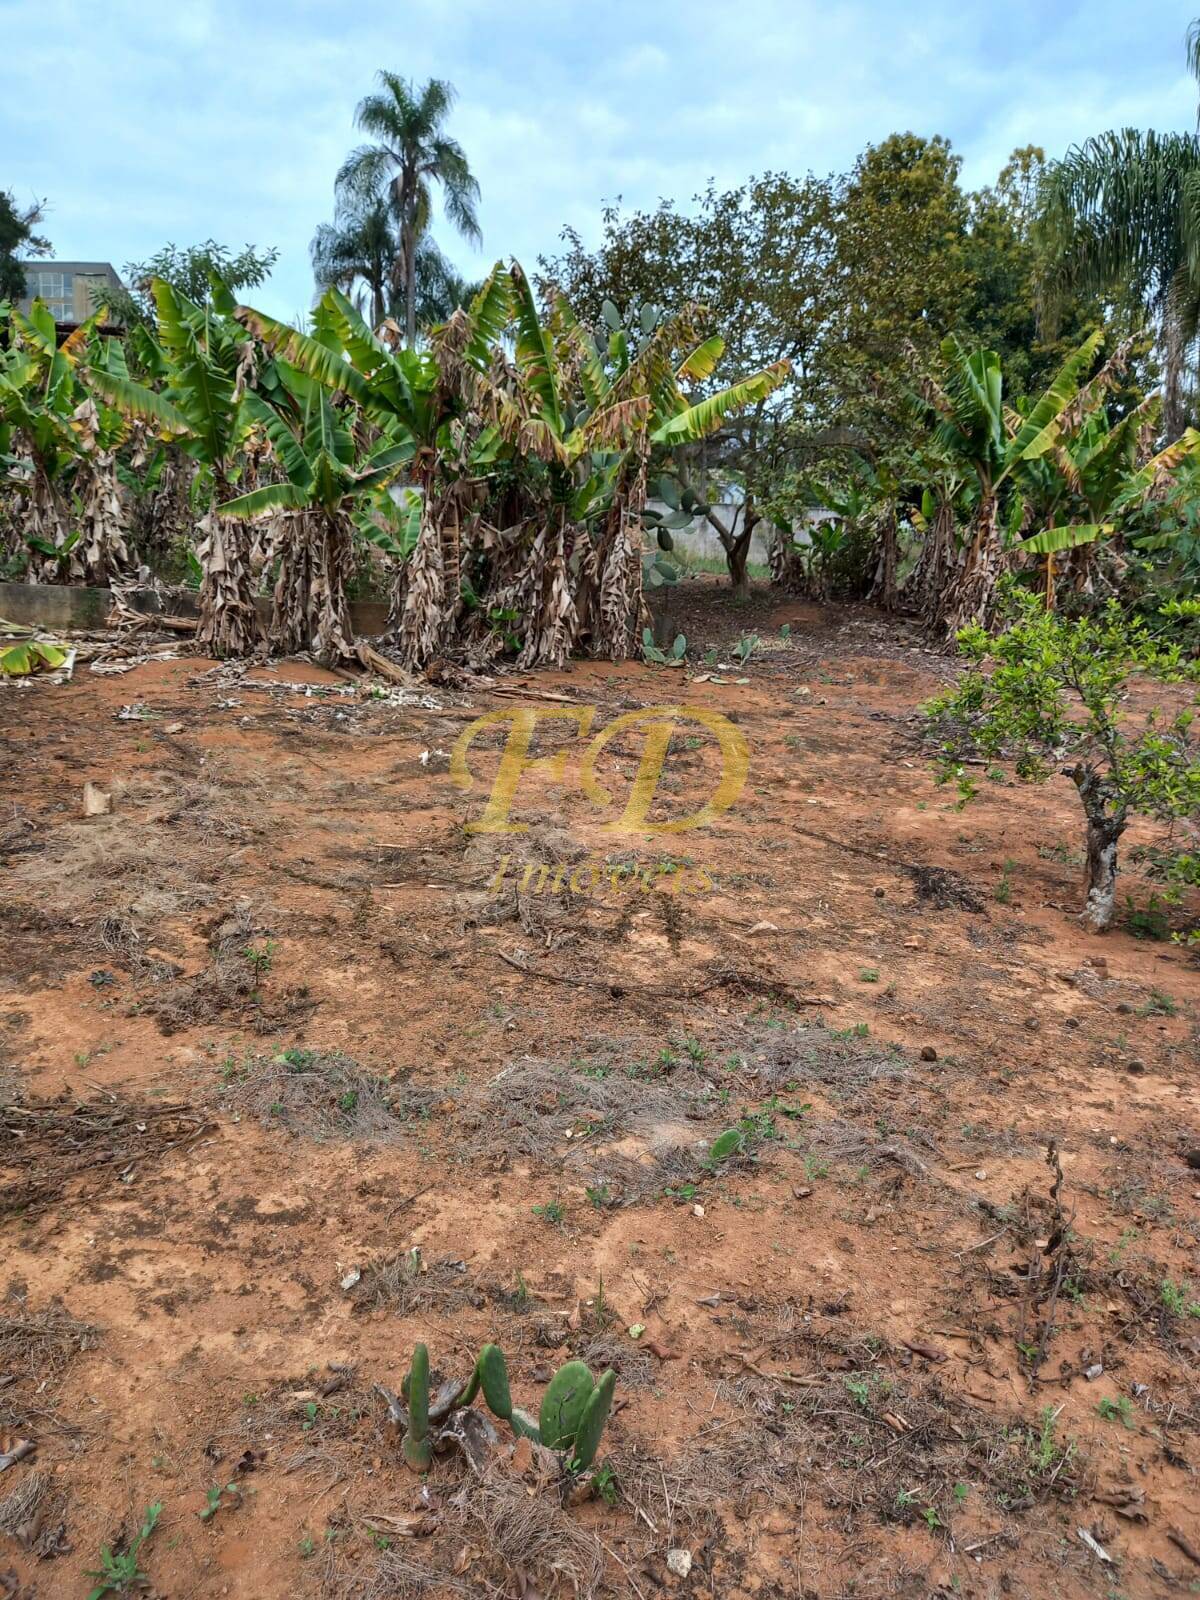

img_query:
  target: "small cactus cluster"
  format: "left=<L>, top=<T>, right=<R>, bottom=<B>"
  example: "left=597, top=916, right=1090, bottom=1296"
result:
left=398, top=1341, right=615, bottom=1475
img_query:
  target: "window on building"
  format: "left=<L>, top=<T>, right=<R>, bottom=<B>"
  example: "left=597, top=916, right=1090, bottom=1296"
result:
left=26, top=269, right=74, bottom=302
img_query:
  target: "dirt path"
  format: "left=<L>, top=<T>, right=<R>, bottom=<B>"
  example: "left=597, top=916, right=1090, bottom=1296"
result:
left=1, top=592, right=1197, bottom=1599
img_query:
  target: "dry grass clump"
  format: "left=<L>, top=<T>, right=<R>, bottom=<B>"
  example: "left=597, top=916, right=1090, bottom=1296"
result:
left=145, top=904, right=319, bottom=1035
left=348, top=1251, right=485, bottom=1317
left=0, top=1302, right=99, bottom=1382
left=0, top=1299, right=100, bottom=1436
left=220, top=1048, right=422, bottom=1143
left=718, top=1368, right=1082, bottom=1526
left=449, top=1470, right=606, bottom=1597
left=456, top=1056, right=717, bottom=1163
left=0, top=1470, right=69, bottom=1556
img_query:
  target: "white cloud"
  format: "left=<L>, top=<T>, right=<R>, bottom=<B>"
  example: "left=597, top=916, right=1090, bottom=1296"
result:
left=2, top=0, right=1196, bottom=317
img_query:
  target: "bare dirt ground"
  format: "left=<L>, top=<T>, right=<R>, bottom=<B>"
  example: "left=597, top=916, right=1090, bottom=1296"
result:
left=1, top=583, right=1198, bottom=1600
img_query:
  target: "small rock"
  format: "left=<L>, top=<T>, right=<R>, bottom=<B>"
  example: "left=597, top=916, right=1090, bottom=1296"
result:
left=793, top=1185, right=812, bottom=1199
left=1084, top=1362, right=1104, bottom=1380
left=873, top=886, right=886, bottom=899
left=1126, top=1058, right=1145, bottom=1074
left=666, top=1549, right=693, bottom=1578
left=920, top=1045, right=938, bottom=1062
left=83, top=782, right=111, bottom=817
left=1184, top=1150, right=1200, bottom=1171
left=1115, top=1002, right=1134, bottom=1015
left=746, top=920, right=779, bottom=936
left=1064, top=1016, right=1081, bottom=1029
left=692, top=1203, right=705, bottom=1218
left=975, top=1170, right=987, bottom=1181
left=1024, top=1017, right=1040, bottom=1032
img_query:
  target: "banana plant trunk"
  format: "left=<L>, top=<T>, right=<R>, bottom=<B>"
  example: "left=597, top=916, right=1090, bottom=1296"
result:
left=869, top=503, right=898, bottom=610
left=270, top=509, right=355, bottom=666
left=517, top=508, right=579, bottom=669
left=393, top=484, right=447, bottom=669
left=908, top=498, right=955, bottom=624
left=78, top=452, right=134, bottom=587
left=943, top=492, right=1003, bottom=640
left=196, top=492, right=263, bottom=659
left=1072, top=763, right=1127, bottom=934
left=593, top=452, right=647, bottom=661
left=24, top=460, right=76, bottom=583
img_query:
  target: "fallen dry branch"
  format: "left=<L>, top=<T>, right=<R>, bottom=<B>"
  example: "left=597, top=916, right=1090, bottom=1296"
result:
left=0, top=1099, right=210, bottom=1215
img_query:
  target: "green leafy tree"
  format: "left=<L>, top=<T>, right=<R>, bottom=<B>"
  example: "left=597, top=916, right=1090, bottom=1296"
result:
left=539, top=173, right=836, bottom=591
left=336, top=73, right=481, bottom=348
left=927, top=587, right=1200, bottom=932
left=0, top=189, right=49, bottom=303
left=93, top=241, right=278, bottom=330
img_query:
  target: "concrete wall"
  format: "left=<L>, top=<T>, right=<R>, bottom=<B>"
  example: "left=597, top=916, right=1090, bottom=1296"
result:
left=0, top=582, right=390, bottom=637
left=646, top=500, right=772, bottom=564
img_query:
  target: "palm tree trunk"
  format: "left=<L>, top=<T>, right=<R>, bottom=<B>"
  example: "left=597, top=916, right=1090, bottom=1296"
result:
left=403, top=217, right=417, bottom=347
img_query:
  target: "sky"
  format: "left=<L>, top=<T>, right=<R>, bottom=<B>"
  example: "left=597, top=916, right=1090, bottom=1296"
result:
left=4, top=0, right=1199, bottom=321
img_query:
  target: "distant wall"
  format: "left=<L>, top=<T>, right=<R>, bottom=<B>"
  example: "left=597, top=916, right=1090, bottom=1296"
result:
left=645, top=501, right=772, bottom=564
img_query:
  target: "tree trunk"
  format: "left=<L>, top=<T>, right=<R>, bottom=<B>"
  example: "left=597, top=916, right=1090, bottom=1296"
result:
left=1071, top=763, right=1127, bottom=934
left=403, top=220, right=416, bottom=348
left=726, top=533, right=751, bottom=596
left=869, top=504, right=898, bottom=610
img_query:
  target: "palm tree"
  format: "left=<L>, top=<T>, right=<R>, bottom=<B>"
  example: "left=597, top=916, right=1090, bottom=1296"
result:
left=335, top=74, right=481, bottom=348
left=310, top=197, right=398, bottom=328
left=1039, top=20, right=1200, bottom=436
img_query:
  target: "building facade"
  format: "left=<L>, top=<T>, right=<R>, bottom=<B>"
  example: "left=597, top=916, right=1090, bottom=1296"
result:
left=17, top=261, right=123, bottom=327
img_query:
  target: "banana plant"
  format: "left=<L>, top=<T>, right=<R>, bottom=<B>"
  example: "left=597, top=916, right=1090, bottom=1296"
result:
left=220, top=369, right=410, bottom=662
left=236, top=273, right=506, bottom=668
left=88, top=277, right=261, bottom=655
left=0, top=300, right=132, bottom=583
left=917, top=329, right=1104, bottom=636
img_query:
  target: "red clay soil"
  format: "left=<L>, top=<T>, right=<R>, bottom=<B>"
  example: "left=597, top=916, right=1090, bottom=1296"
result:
left=0, top=587, right=1197, bottom=1599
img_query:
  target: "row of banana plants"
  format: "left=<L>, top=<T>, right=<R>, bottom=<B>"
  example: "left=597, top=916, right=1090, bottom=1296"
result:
left=772, top=331, right=1200, bottom=637
left=0, top=264, right=787, bottom=668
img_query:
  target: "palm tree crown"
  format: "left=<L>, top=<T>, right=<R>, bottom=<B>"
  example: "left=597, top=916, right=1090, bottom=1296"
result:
left=1040, top=21, right=1200, bottom=435
left=335, top=73, right=481, bottom=347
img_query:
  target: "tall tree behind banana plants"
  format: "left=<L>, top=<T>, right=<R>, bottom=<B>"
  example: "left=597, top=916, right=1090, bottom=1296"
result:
left=335, top=73, right=481, bottom=348
left=311, top=197, right=398, bottom=329
left=1039, top=19, right=1200, bottom=437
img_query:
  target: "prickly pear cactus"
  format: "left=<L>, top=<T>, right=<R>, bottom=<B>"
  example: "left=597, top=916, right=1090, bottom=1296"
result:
left=539, top=1360, right=595, bottom=1451
left=571, top=1368, right=616, bottom=1469
left=477, top=1343, right=513, bottom=1422
left=402, top=1343, right=432, bottom=1472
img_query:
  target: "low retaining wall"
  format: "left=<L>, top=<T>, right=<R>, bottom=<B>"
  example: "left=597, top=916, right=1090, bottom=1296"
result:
left=0, top=582, right=390, bottom=637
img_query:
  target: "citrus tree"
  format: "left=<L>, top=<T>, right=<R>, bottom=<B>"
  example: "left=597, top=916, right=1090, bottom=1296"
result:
left=927, top=587, right=1200, bottom=932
